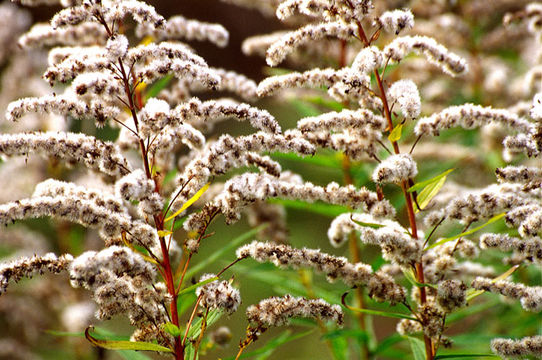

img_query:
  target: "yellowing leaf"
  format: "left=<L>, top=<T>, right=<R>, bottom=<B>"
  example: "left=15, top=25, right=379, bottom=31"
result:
left=121, top=232, right=159, bottom=265
left=165, top=183, right=210, bottom=222
left=388, top=124, right=403, bottom=142
left=408, top=168, right=454, bottom=193
left=85, top=327, right=173, bottom=353
left=157, top=230, right=173, bottom=238
left=466, top=265, right=520, bottom=302
left=140, top=35, right=154, bottom=46
left=416, top=174, right=447, bottom=212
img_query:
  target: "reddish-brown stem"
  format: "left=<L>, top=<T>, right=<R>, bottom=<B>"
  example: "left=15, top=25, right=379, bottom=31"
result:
left=117, top=48, right=183, bottom=360
left=352, top=18, right=434, bottom=360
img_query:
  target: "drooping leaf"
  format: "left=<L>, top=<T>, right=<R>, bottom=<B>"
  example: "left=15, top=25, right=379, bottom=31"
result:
left=85, top=327, right=173, bottom=353
left=165, top=182, right=210, bottom=222
left=407, top=336, right=426, bottom=360
left=408, top=169, right=455, bottom=193
left=388, top=123, right=403, bottom=142
left=426, top=213, right=506, bottom=250
left=47, top=328, right=152, bottom=360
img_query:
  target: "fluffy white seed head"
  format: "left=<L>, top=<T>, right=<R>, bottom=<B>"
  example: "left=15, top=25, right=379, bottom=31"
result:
left=372, top=154, right=418, bottom=184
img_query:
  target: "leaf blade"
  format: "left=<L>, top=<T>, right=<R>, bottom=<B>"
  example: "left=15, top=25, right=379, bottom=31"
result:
left=165, top=182, right=210, bottom=222
left=85, top=327, right=173, bottom=353
left=426, top=213, right=506, bottom=250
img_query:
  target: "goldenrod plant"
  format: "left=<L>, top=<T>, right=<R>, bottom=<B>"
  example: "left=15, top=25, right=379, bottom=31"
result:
left=0, top=1, right=540, bottom=359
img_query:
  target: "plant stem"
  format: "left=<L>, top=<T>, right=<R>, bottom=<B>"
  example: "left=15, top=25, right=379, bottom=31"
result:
left=352, top=18, right=435, bottom=360
left=116, top=44, right=184, bottom=359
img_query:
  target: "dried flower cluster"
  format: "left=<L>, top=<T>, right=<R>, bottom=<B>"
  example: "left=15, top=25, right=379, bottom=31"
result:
left=0, top=0, right=541, bottom=359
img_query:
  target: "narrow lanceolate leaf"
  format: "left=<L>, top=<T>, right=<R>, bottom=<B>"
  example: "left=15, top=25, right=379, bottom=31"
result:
left=408, top=168, right=455, bottom=193
left=434, top=354, right=499, bottom=359
left=342, top=292, right=418, bottom=321
left=165, top=182, right=210, bottom=222
left=85, top=327, right=174, bottom=353
left=350, top=215, right=386, bottom=229
left=407, top=336, right=426, bottom=360
left=415, top=173, right=447, bottom=211
left=388, top=123, right=403, bottom=142
left=466, top=265, right=520, bottom=302
left=121, top=231, right=158, bottom=265
left=426, top=213, right=506, bottom=250
left=177, top=276, right=218, bottom=297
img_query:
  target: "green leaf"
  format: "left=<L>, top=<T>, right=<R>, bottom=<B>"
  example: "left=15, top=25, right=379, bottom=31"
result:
left=434, top=355, right=499, bottom=359
left=48, top=328, right=152, bottom=360
left=290, top=99, right=321, bottom=117
left=85, top=327, right=173, bottom=353
left=223, top=329, right=314, bottom=360
left=321, top=329, right=369, bottom=343
left=178, top=292, right=198, bottom=316
left=304, top=96, right=344, bottom=112
left=350, top=217, right=386, bottom=229
left=416, top=174, right=447, bottom=211
left=373, top=333, right=404, bottom=356
left=271, top=151, right=342, bottom=169
left=408, top=169, right=455, bottom=193
left=402, top=268, right=437, bottom=289
left=187, top=309, right=223, bottom=339
left=162, top=323, right=182, bottom=338
left=185, top=224, right=267, bottom=280
left=346, top=306, right=418, bottom=321
left=144, top=74, right=173, bottom=100
left=407, top=336, right=426, bottom=360
left=268, top=198, right=349, bottom=218
left=445, top=299, right=500, bottom=324
left=388, top=124, right=403, bottom=142
left=426, top=213, right=506, bottom=250
left=178, top=276, right=218, bottom=297
left=342, top=292, right=418, bottom=321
